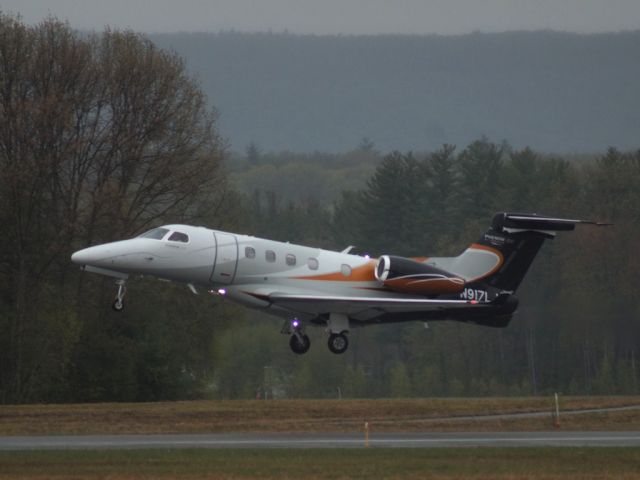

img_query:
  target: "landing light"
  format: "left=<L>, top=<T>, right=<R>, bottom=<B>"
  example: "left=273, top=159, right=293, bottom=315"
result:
left=292, top=319, right=300, bottom=328
left=217, top=288, right=227, bottom=296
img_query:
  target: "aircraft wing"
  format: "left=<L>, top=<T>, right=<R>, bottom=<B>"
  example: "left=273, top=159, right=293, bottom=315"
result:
left=258, top=292, right=479, bottom=320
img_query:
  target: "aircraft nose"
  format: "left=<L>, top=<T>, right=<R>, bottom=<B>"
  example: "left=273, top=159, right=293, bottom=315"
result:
left=71, top=245, right=108, bottom=265
left=71, top=247, right=90, bottom=265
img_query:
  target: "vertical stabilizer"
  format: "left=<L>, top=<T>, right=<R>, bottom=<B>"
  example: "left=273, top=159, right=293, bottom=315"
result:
left=447, top=213, right=609, bottom=292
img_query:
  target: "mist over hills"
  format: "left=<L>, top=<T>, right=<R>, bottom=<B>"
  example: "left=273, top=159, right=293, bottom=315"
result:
left=151, top=31, right=640, bottom=153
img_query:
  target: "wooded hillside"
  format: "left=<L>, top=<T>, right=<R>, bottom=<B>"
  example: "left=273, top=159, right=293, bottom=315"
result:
left=151, top=30, right=640, bottom=153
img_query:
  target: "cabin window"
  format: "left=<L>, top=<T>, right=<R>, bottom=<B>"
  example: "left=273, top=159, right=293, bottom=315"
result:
left=286, top=254, right=296, bottom=266
left=265, top=250, right=276, bottom=263
left=168, top=231, right=189, bottom=243
left=307, top=257, right=319, bottom=270
left=138, top=227, right=169, bottom=240
left=341, top=264, right=352, bottom=277
left=245, top=246, right=256, bottom=259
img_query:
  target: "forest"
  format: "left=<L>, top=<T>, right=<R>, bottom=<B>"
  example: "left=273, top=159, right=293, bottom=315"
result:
left=0, top=15, right=638, bottom=404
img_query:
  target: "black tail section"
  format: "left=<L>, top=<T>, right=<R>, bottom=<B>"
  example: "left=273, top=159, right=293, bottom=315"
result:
left=470, top=212, right=609, bottom=292
left=475, top=229, right=546, bottom=292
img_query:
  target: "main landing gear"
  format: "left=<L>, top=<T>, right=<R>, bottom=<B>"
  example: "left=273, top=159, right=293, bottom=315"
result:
left=283, top=314, right=351, bottom=355
left=328, top=332, right=349, bottom=354
left=112, top=279, right=126, bottom=312
left=286, top=319, right=310, bottom=355
left=289, top=332, right=311, bottom=355
left=327, top=313, right=349, bottom=355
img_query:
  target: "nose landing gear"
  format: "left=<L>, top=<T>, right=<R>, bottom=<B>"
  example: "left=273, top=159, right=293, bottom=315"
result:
left=112, top=279, right=126, bottom=312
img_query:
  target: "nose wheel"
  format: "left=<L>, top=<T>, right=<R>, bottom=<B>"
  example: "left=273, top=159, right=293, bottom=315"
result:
left=112, top=280, right=126, bottom=312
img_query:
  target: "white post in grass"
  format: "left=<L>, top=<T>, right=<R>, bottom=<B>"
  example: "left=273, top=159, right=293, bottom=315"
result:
left=364, top=422, right=369, bottom=448
left=554, top=392, right=560, bottom=428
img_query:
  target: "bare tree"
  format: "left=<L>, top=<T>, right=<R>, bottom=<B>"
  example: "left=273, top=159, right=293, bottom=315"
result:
left=0, top=14, right=226, bottom=402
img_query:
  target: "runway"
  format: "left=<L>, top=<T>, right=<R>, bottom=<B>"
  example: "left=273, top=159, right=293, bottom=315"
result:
left=1, top=431, right=640, bottom=450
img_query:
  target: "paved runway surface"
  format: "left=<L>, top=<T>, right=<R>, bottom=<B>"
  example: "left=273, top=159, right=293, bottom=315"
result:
left=1, top=431, right=640, bottom=450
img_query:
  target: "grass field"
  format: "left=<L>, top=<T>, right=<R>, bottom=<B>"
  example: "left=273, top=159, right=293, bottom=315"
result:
left=1, top=397, right=639, bottom=435
left=1, top=448, right=639, bottom=479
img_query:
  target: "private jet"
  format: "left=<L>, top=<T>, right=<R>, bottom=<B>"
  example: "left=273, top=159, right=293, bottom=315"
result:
left=71, top=212, right=608, bottom=354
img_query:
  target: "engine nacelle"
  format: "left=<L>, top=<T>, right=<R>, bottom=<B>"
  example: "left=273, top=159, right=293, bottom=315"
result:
left=375, top=255, right=465, bottom=295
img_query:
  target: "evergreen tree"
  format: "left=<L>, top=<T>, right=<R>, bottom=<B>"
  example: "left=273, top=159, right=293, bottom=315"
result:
left=342, top=365, right=368, bottom=398
left=389, top=361, right=412, bottom=398
left=246, top=142, right=262, bottom=165
left=458, top=137, right=506, bottom=221
left=353, top=151, right=428, bottom=255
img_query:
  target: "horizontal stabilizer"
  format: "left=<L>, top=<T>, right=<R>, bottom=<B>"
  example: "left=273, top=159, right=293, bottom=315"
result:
left=492, top=212, right=612, bottom=233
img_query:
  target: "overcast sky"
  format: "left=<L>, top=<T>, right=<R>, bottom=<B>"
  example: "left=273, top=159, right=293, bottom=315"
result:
left=3, top=0, right=640, bottom=35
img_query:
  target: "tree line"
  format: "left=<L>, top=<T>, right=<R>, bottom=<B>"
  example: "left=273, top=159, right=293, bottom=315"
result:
left=223, top=142, right=639, bottom=399
left=0, top=14, right=637, bottom=403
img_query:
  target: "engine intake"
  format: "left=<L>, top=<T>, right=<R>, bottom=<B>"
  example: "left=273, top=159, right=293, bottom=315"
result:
left=375, top=255, right=465, bottom=295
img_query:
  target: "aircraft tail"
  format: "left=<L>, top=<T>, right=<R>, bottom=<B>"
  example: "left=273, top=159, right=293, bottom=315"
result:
left=448, top=212, right=609, bottom=293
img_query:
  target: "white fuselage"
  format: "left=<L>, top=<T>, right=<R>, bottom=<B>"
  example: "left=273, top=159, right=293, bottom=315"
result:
left=72, top=224, right=396, bottom=321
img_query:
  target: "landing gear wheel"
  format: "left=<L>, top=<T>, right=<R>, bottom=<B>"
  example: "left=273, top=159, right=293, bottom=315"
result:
left=112, top=279, right=126, bottom=312
left=112, top=299, right=124, bottom=312
left=289, top=334, right=311, bottom=355
left=328, top=333, right=349, bottom=354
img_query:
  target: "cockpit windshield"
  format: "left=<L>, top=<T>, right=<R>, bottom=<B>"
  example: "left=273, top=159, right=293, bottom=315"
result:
left=168, top=231, right=189, bottom=243
left=138, top=227, right=170, bottom=240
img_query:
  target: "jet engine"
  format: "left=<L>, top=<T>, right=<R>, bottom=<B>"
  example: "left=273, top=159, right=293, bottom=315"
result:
left=374, top=255, right=465, bottom=295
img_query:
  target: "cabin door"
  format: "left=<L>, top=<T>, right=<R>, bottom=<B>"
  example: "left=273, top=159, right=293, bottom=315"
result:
left=211, top=232, right=238, bottom=284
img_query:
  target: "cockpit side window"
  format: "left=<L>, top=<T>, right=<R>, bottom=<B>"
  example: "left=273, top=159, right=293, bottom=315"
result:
left=168, top=231, right=189, bottom=243
left=138, top=228, right=170, bottom=240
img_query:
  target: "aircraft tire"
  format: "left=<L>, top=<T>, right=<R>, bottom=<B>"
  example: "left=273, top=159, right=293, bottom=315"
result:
left=112, top=299, right=124, bottom=312
left=328, top=333, right=349, bottom=354
left=289, top=334, right=310, bottom=354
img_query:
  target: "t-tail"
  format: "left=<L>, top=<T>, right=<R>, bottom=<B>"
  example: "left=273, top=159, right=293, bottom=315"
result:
left=451, top=212, right=611, bottom=294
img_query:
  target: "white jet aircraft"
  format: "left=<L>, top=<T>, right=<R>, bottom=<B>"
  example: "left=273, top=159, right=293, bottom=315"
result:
left=71, top=212, right=608, bottom=354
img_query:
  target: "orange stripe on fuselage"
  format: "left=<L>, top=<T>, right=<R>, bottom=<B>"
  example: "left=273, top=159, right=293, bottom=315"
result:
left=292, top=260, right=378, bottom=282
left=384, top=276, right=465, bottom=295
